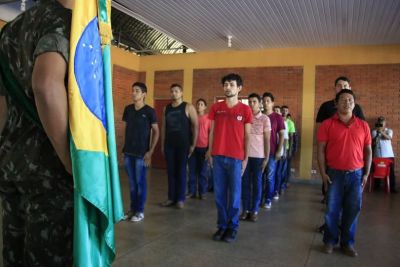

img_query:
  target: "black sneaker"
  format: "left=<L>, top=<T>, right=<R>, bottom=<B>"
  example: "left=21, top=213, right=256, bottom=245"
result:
left=222, top=228, right=237, bottom=243
left=212, top=228, right=225, bottom=241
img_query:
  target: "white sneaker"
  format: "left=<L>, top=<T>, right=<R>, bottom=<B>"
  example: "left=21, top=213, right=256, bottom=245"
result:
left=263, top=202, right=272, bottom=209
left=273, top=193, right=279, bottom=200
left=123, top=211, right=134, bottom=220
left=130, top=213, right=144, bottom=222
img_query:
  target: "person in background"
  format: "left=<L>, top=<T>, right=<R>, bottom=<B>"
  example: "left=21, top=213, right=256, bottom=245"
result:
left=207, top=73, right=252, bottom=243
left=316, top=76, right=365, bottom=123
left=371, top=116, right=396, bottom=193
left=187, top=98, right=211, bottom=200
left=0, top=1, right=75, bottom=265
left=281, top=105, right=296, bottom=191
left=261, top=92, right=285, bottom=209
left=161, top=84, right=198, bottom=209
left=240, top=93, right=270, bottom=222
left=317, top=89, right=371, bottom=257
left=122, top=82, right=159, bottom=222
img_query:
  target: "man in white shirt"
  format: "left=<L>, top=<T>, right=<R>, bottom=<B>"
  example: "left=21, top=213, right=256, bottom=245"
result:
left=371, top=116, right=396, bottom=193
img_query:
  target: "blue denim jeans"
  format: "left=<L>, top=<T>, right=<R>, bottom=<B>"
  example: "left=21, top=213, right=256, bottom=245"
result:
left=165, top=146, right=189, bottom=202
left=323, top=168, right=363, bottom=246
left=242, top=157, right=264, bottom=213
left=124, top=155, right=147, bottom=213
left=263, top=156, right=277, bottom=204
left=212, top=156, right=242, bottom=230
left=276, top=157, right=288, bottom=193
left=188, top=147, right=208, bottom=196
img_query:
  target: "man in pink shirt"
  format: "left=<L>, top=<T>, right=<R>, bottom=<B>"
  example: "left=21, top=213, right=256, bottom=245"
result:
left=188, top=98, right=211, bottom=199
left=240, top=93, right=271, bottom=222
left=207, top=73, right=253, bottom=243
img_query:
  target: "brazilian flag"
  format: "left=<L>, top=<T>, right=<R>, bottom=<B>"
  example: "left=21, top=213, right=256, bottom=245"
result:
left=68, top=0, right=124, bottom=266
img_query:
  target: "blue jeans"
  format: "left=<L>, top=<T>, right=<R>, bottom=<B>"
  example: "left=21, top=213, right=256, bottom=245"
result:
left=212, top=156, right=242, bottom=230
left=165, top=146, right=189, bottom=202
left=263, top=156, right=277, bottom=204
left=276, top=157, right=288, bottom=193
left=323, top=168, right=363, bottom=246
left=242, top=157, right=263, bottom=213
left=124, top=155, right=147, bottom=213
left=188, top=147, right=208, bottom=196
left=283, top=155, right=292, bottom=188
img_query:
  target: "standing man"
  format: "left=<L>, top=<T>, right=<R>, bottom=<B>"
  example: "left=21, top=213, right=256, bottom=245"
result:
left=207, top=73, right=253, bottom=243
left=187, top=98, right=211, bottom=200
left=281, top=105, right=296, bottom=191
left=122, top=82, right=159, bottom=222
left=262, top=92, right=285, bottom=209
left=240, top=93, right=270, bottom=222
left=316, top=76, right=365, bottom=123
left=317, top=89, right=372, bottom=257
left=161, top=84, right=198, bottom=209
left=372, top=116, right=396, bottom=193
left=0, top=0, right=75, bottom=266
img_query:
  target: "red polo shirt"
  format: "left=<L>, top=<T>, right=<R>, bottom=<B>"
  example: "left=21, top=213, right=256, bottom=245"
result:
left=317, top=114, right=371, bottom=170
left=209, top=101, right=253, bottom=160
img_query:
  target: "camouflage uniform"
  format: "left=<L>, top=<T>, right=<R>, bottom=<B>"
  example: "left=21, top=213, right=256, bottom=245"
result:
left=0, top=1, right=73, bottom=266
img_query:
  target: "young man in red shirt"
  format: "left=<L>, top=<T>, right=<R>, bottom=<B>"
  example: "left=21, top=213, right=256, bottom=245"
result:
left=317, top=89, right=372, bottom=257
left=207, top=73, right=253, bottom=243
left=187, top=98, right=211, bottom=200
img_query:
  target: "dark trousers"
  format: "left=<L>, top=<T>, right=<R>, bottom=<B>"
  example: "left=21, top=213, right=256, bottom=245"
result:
left=188, top=147, right=208, bottom=196
left=165, top=146, right=189, bottom=202
left=0, top=176, right=73, bottom=267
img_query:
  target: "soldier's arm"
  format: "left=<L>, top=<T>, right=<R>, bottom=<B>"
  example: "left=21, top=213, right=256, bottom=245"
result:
left=32, top=52, right=71, bottom=174
left=0, top=96, right=7, bottom=134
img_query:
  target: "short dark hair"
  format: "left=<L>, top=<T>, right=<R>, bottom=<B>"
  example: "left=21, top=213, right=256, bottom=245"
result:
left=274, top=105, right=281, bottom=110
left=281, top=105, right=289, bottom=109
left=132, top=82, right=147, bottom=93
left=221, top=73, right=243, bottom=87
left=170, top=83, right=183, bottom=91
left=334, top=76, right=350, bottom=86
left=196, top=98, right=207, bottom=106
left=335, top=89, right=355, bottom=103
left=248, top=93, right=261, bottom=102
left=262, top=92, right=275, bottom=102
left=377, top=116, right=385, bottom=122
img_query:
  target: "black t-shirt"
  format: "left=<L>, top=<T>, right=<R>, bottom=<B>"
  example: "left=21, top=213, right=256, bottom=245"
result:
left=315, top=99, right=365, bottom=123
left=123, top=104, right=157, bottom=157
left=165, top=102, right=192, bottom=149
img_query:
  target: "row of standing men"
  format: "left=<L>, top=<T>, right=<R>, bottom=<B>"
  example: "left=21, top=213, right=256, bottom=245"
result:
left=122, top=74, right=297, bottom=243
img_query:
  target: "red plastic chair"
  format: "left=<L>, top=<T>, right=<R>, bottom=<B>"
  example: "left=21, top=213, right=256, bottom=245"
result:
left=369, top=158, right=393, bottom=193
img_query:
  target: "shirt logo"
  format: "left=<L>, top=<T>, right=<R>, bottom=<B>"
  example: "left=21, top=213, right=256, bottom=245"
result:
left=237, top=115, right=243, bottom=121
left=142, top=114, right=147, bottom=118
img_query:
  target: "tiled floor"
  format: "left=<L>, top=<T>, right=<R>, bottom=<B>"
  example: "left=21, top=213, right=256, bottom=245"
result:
left=0, top=169, right=398, bottom=266
left=113, top=169, right=400, bottom=267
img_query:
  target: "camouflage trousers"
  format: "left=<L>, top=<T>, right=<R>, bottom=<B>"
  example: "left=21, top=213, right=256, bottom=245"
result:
left=0, top=174, right=73, bottom=267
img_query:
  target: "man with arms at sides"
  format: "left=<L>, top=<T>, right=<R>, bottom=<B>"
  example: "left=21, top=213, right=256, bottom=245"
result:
left=261, top=92, right=285, bottom=209
left=0, top=0, right=74, bottom=266
left=207, top=73, right=252, bottom=243
left=122, top=82, right=159, bottom=222
left=161, top=84, right=198, bottom=209
left=187, top=98, right=211, bottom=200
left=281, top=105, right=296, bottom=191
left=240, top=93, right=270, bottom=222
left=317, top=89, right=372, bottom=257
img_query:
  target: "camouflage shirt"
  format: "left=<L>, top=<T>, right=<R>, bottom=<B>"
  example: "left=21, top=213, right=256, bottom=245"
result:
left=0, top=1, right=72, bottom=181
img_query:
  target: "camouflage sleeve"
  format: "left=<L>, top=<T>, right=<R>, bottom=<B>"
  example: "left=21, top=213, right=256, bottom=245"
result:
left=33, top=33, right=69, bottom=63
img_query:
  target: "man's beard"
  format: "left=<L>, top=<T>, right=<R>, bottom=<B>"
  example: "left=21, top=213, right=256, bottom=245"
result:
left=225, top=92, right=236, bottom=98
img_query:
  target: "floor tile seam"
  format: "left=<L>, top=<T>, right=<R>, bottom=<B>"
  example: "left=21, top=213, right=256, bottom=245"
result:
left=304, top=212, right=326, bottom=267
